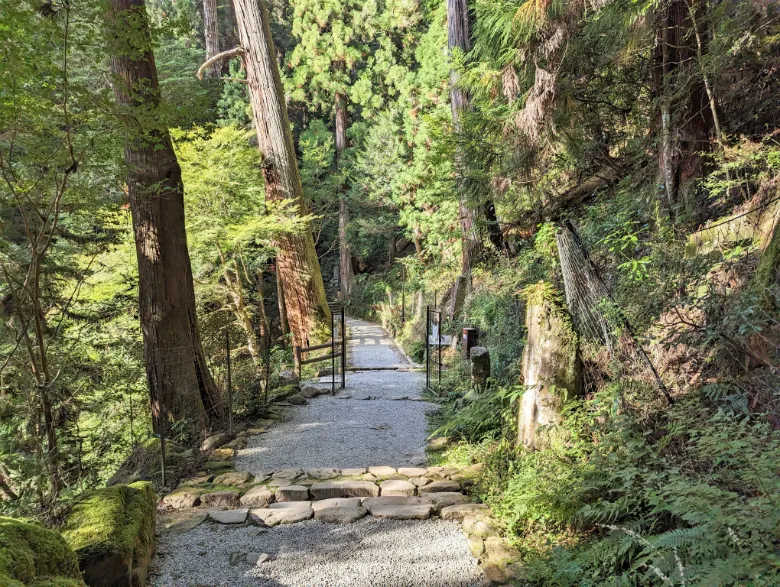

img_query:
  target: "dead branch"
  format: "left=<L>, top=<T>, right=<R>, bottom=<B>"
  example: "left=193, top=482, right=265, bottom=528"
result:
left=196, top=47, right=246, bottom=80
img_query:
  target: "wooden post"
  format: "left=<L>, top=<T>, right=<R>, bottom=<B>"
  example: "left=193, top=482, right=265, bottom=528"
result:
left=226, top=331, right=233, bottom=436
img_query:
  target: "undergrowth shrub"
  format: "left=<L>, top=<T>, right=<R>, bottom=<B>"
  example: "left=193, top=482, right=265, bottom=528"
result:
left=437, top=379, right=780, bottom=586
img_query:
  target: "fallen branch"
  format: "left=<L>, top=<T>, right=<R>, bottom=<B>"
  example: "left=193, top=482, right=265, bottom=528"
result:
left=196, top=47, right=246, bottom=80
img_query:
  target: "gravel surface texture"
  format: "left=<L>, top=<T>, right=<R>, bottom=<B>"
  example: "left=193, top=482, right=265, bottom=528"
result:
left=233, top=318, right=431, bottom=471
left=151, top=517, right=485, bottom=587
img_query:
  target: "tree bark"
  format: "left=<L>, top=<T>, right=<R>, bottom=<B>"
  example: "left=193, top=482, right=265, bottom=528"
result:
left=203, top=0, right=221, bottom=77
left=653, top=0, right=715, bottom=213
left=232, top=0, right=331, bottom=347
left=335, top=91, right=352, bottom=299
left=107, top=0, right=221, bottom=433
left=448, top=0, right=479, bottom=276
left=276, top=265, right=289, bottom=345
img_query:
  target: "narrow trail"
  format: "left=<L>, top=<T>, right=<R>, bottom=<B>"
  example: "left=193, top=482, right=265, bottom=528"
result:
left=235, top=318, right=429, bottom=471
left=151, top=317, right=485, bottom=587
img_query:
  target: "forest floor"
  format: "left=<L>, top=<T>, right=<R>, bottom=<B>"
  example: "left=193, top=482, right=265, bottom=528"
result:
left=149, top=318, right=485, bottom=586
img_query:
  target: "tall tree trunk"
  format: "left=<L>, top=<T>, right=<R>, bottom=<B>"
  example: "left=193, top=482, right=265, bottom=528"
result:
left=448, top=0, right=479, bottom=276
left=232, top=0, right=330, bottom=348
left=107, top=0, right=221, bottom=433
left=653, top=0, right=715, bottom=214
left=203, top=0, right=221, bottom=78
left=335, top=91, right=352, bottom=299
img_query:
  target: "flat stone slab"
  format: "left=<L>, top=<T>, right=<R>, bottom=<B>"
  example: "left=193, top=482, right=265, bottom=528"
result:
left=208, top=508, right=248, bottom=524
left=314, top=506, right=368, bottom=524
left=409, top=476, right=430, bottom=487
left=275, top=485, right=309, bottom=502
left=340, top=467, right=367, bottom=476
left=306, top=467, right=340, bottom=480
left=269, top=501, right=312, bottom=509
left=200, top=491, right=240, bottom=508
left=418, top=480, right=461, bottom=494
left=272, top=468, right=304, bottom=480
left=163, top=512, right=208, bottom=533
left=240, top=486, right=275, bottom=507
left=379, top=480, right=416, bottom=497
left=397, top=467, right=427, bottom=477
left=267, top=478, right=294, bottom=488
left=422, top=492, right=471, bottom=511
left=311, top=497, right=362, bottom=512
left=369, top=504, right=433, bottom=520
left=362, top=496, right=424, bottom=513
left=213, top=471, right=253, bottom=487
left=310, top=480, right=380, bottom=499
left=250, top=507, right=313, bottom=526
left=367, top=466, right=396, bottom=478
left=440, top=503, right=490, bottom=521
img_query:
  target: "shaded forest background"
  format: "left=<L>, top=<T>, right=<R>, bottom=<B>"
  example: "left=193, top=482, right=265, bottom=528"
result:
left=1, top=0, right=779, bottom=584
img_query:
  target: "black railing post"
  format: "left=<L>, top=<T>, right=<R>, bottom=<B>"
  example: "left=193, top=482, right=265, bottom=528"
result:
left=437, top=311, right=442, bottom=388
left=426, top=305, right=430, bottom=391
left=401, top=266, right=406, bottom=325
left=331, top=310, right=336, bottom=395
left=340, top=309, right=346, bottom=389
left=154, top=347, right=167, bottom=489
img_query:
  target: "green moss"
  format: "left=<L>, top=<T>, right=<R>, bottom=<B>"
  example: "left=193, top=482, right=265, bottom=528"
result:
left=269, top=384, right=301, bottom=400
left=61, top=482, right=156, bottom=574
left=28, top=580, right=84, bottom=587
left=0, top=517, right=84, bottom=586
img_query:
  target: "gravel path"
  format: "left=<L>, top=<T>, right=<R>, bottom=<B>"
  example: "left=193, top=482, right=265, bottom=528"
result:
left=234, top=318, right=430, bottom=471
left=152, top=518, right=484, bottom=587
left=151, top=317, right=483, bottom=586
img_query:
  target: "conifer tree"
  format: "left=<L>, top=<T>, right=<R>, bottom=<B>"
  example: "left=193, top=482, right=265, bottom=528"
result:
left=106, top=0, right=221, bottom=433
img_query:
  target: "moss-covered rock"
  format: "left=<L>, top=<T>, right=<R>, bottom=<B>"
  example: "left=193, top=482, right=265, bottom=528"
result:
left=62, top=482, right=156, bottom=587
left=0, top=516, right=84, bottom=586
left=268, top=384, right=301, bottom=402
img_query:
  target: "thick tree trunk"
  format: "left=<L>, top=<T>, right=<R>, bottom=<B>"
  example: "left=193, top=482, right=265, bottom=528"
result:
left=448, top=0, right=479, bottom=276
left=232, top=0, right=330, bottom=347
left=518, top=287, right=582, bottom=450
left=203, top=0, right=221, bottom=78
left=653, top=0, right=714, bottom=213
left=107, top=0, right=221, bottom=433
left=335, top=92, right=352, bottom=299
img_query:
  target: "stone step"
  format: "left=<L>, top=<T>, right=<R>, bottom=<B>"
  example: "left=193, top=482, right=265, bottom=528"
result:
left=314, top=506, right=368, bottom=524
left=310, top=480, right=380, bottom=499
